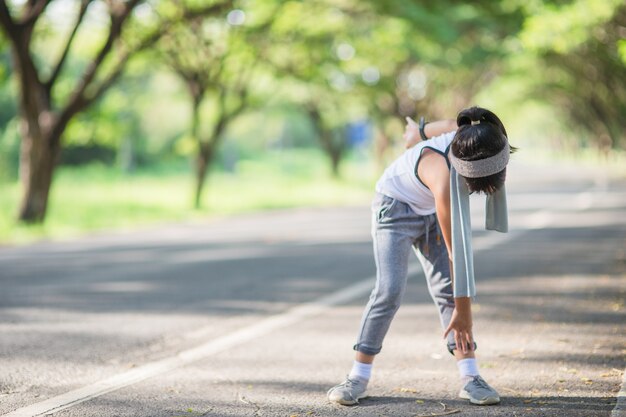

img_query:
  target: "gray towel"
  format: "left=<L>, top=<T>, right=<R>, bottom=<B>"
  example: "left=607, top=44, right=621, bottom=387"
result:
left=450, top=168, right=508, bottom=298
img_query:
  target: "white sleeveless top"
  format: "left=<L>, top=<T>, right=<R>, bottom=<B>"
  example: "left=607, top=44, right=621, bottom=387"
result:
left=375, top=131, right=455, bottom=215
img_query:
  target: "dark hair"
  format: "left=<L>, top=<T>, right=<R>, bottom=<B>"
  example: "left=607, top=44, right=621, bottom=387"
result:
left=450, top=106, right=515, bottom=194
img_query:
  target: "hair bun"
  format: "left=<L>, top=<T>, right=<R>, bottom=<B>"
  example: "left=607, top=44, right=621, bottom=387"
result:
left=457, top=115, right=472, bottom=127
left=455, top=106, right=508, bottom=137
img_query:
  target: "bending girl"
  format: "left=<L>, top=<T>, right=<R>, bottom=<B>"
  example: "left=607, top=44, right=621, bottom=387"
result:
left=327, top=106, right=512, bottom=406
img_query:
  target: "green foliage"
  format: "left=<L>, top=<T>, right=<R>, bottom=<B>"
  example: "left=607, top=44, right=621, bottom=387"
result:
left=61, top=67, right=151, bottom=167
left=517, top=1, right=626, bottom=149
left=520, top=0, right=623, bottom=53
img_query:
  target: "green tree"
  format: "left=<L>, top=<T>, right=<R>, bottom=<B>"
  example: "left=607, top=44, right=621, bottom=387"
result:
left=160, top=6, right=276, bottom=208
left=258, top=1, right=373, bottom=177
left=0, top=0, right=231, bottom=223
left=519, top=0, right=626, bottom=150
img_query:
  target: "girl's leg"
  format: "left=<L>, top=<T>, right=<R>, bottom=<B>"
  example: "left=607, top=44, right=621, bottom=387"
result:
left=415, top=214, right=500, bottom=405
left=328, top=195, right=420, bottom=405
left=353, top=195, right=425, bottom=358
left=355, top=351, right=375, bottom=363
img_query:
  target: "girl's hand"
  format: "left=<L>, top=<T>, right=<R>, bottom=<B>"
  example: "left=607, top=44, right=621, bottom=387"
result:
left=403, top=117, right=422, bottom=148
left=444, top=306, right=474, bottom=354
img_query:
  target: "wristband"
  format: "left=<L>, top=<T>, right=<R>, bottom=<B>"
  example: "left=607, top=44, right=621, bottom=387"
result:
left=419, top=116, right=428, bottom=141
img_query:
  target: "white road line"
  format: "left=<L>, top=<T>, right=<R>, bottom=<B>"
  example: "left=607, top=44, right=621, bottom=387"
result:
left=2, top=231, right=514, bottom=417
left=612, top=369, right=626, bottom=417
left=0, top=270, right=391, bottom=417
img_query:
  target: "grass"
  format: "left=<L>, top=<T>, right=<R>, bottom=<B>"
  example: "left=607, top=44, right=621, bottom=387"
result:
left=0, top=149, right=377, bottom=245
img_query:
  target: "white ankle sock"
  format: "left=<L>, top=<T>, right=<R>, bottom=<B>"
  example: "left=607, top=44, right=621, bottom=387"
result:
left=457, top=358, right=479, bottom=384
left=349, top=361, right=372, bottom=381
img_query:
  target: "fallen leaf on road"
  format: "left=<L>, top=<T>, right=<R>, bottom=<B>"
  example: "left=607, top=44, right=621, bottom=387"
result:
left=398, top=387, right=418, bottom=393
left=238, top=394, right=260, bottom=411
left=581, top=377, right=593, bottom=385
left=415, top=399, right=424, bottom=404
left=414, top=409, right=460, bottom=417
left=415, top=402, right=460, bottom=417
left=602, top=369, right=624, bottom=377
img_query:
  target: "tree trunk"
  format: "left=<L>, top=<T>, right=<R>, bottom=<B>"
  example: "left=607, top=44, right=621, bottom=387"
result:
left=118, top=135, right=135, bottom=173
left=307, top=107, right=344, bottom=179
left=329, top=145, right=341, bottom=178
left=18, top=128, right=60, bottom=223
left=191, top=107, right=228, bottom=210
left=374, top=131, right=391, bottom=173
left=320, top=130, right=343, bottom=179
left=189, top=89, right=207, bottom=209
left=193, top=146, right=213, bottom=209
left=193, top=121, right=230, bottom=209
left=12, top=36, right=60, bottom=223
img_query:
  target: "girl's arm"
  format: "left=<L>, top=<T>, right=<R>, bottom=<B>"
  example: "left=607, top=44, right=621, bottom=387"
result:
left=404, top=118, right=456, bottom=149
left=418, top=149, right=474, bottom=354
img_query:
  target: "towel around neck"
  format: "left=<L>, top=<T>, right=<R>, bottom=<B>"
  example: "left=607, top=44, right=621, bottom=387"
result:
left=450, top=167, right=508, bottom=298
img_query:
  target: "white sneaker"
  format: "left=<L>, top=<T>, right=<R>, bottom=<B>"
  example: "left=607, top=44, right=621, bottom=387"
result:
left=459, top=375, right=500, bottom=405
left=327, top=376, right=369, bottom=405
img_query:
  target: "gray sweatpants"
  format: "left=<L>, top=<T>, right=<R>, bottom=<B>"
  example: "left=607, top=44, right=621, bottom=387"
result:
left=353, top=193, right=459, bottom=356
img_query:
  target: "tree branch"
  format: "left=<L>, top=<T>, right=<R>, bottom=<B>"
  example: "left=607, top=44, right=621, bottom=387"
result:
left=145, top=0, right=234, bottom=54
left=77, top=0, right=233, bottom=115
left=78, top=0, right=140, bottom=95
left=53, top=0, right=234, bottom=149
left=45, top=0, right=91, bottom=92
left=20, top=0, right=51, bottom=28
left=47, top=1, right=136, bottom=149
left=0, top=0, right=45, bottom=101
left=55, top=0, right=141, bottom=140
left=0, top=1, right=19, bottom=44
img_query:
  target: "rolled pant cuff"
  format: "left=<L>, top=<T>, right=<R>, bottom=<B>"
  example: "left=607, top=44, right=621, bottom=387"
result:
left=447, top=341, right=478, bottom=355
left=353, top=343, right=381, bottom=356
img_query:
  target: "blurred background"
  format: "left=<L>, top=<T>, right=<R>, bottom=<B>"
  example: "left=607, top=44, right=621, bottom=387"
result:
left=0, top=0, right=624, bottom=243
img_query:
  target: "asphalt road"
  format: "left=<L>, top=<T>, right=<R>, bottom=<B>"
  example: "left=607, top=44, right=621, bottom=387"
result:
left=0, top=161, right=625, bottom=417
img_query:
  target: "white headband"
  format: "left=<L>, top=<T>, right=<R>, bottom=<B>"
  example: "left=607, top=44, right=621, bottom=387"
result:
left=449, top=143, right=510, bottom=178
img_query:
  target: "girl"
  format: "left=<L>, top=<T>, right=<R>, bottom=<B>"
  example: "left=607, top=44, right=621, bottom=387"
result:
left=327, top=106, right=512, bottom=406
